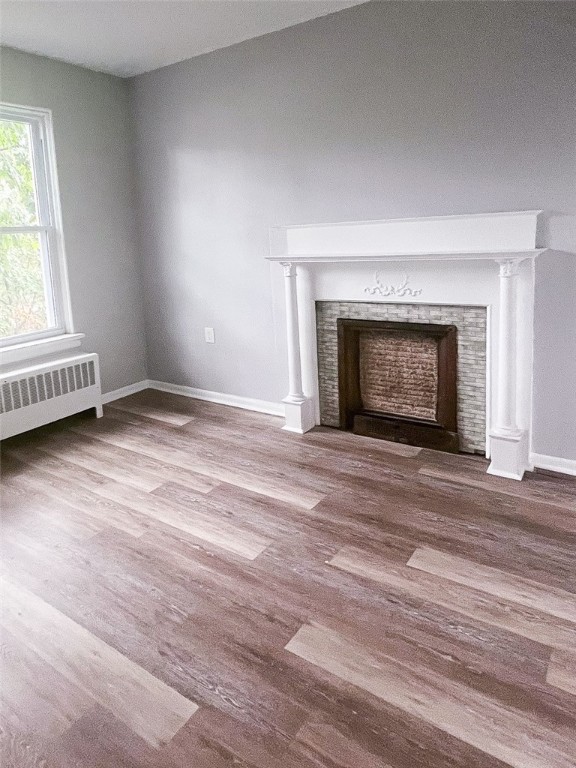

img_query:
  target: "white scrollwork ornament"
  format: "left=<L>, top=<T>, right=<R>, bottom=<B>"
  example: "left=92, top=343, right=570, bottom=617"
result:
left=364, top=273, right=423, bottom=298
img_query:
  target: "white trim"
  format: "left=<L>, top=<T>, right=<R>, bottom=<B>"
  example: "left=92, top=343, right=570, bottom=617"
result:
left=148, top=380, right=284, bottom=416
left=0, top=333, right=84, bottom=367
left=41, top=104, right=74, bottom=333
left=1, top=325, right=68, bottom=350
left=101, top=380, right=150, bottom=404
left=486, top=467, right=525, bottom=481
left=101, top=379, right=284, bottom=416
left=0, top=225, right=52, bottom=234
left=530, top=453, right=576, bottom=477
left=74, top=378, right=576, bottom=478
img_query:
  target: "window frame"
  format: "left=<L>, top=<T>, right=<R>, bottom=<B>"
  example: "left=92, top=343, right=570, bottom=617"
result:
left=0, top=102, right=73, bottom=349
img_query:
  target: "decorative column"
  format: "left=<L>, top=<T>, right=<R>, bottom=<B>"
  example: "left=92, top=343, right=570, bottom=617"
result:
left=296, top=264, right=321, bottom=422
left=280, top=262, right=315, bottom=433
left=488, top=258, right=529, bottom=480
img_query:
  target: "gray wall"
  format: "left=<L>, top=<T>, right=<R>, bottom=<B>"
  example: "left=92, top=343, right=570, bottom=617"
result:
left=131, top=1, right=576, bottom=461
left=1, top=47, right=147, bottom=393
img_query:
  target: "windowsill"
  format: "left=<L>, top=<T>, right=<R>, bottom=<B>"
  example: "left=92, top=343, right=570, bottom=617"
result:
left=0, top=332, right=85, bottom=368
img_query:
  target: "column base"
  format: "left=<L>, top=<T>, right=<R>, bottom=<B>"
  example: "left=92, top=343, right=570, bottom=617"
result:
left=282, top=396, right=316, bottom=434
left=487, top=429, right=529, bottom=480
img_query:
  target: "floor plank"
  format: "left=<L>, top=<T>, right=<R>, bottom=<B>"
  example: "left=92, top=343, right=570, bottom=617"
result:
left=1, top=578, right=199, bottom=747
left=73, top=412, right=328, bottom=509
left=328, top=545, right=576, bottom=649
left=293, top=721, right=394, bottom=767
left=407, top=546, right=576, bottom=623
left=108, top=400, right=195, bottom=426
left=67, top=428, right=221, bottom=493
left=47, top=705, right=186, bottom=768
left=2, top=453, right=150, bottom=537
left=285, top=623, right=575, bottom=768
left=91, top=480, right=274, bottom=560
left=33, top=432, right=166, bottom=492
left=419, top=466, right=576, bottom=511
left=0, top=628, right=92, bottom=740
left=547, top=649, right=576, bottom=696
left=5, top=447, right=271, bottom=559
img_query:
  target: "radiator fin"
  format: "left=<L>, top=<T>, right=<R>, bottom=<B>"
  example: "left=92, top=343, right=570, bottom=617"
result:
left=0, top=361, right=96, bottom=415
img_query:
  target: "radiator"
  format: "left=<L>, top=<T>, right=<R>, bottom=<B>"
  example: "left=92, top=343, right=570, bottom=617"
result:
left=0, top=353, right=103, bottom=440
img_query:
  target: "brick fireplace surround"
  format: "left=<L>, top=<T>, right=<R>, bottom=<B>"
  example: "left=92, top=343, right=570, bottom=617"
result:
left=267, top=211, right=549, bottom=480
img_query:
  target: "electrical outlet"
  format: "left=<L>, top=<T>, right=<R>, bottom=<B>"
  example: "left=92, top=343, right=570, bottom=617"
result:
left=204, top=327, right=215, bottom=344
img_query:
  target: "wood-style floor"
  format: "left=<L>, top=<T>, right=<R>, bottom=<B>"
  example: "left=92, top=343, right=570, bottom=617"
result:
left=1, top=390, right=575, bottom=768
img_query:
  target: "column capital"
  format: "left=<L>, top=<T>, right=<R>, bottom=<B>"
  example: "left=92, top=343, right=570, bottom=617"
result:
left=496, top=258, right=523, bottom=278
left=280, top=261, right=296, bottom=278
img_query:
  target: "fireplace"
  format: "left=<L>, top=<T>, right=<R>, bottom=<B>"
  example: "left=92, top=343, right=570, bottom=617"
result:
left=337, top=319, right=458, bottom=452
left=267, top=211, right=547, bottom=480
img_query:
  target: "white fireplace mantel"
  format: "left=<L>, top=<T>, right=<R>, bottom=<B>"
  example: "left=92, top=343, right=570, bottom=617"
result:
left=269, top=210, right=545, bottom=262
left=266, top=211, right=551, bottom=481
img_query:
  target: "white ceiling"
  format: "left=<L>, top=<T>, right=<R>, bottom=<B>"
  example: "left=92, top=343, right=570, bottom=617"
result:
left=0, top=0, right=366, bottom=78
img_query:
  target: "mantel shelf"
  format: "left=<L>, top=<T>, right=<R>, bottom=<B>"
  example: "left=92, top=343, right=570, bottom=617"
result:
left=266, top=248, right=548, bottom=264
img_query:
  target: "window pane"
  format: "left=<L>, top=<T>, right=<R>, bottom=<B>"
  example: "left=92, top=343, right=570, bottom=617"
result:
left=0, top=119, right=39, bottom=226
left=0, top=233, right=55, bottom=339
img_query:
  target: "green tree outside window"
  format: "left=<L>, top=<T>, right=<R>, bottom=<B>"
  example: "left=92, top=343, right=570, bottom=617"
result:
left=0, top=119, right=50, bottom=338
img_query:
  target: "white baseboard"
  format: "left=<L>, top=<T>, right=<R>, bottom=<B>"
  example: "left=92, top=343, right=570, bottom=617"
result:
left=530, top=452, right=576, bottom=477
left=148, top=380, right=284, bottom=417
left=101, top=380, right=150, bottom=404
left=101, top=381, right=576, bottom=479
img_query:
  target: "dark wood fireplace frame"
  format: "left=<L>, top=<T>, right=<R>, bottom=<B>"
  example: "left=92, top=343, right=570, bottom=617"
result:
left=337, top=319, right=459, bottom=452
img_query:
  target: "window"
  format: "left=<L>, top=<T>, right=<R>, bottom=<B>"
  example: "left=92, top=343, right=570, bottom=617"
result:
left=0, top=103, right=71, bottom=347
